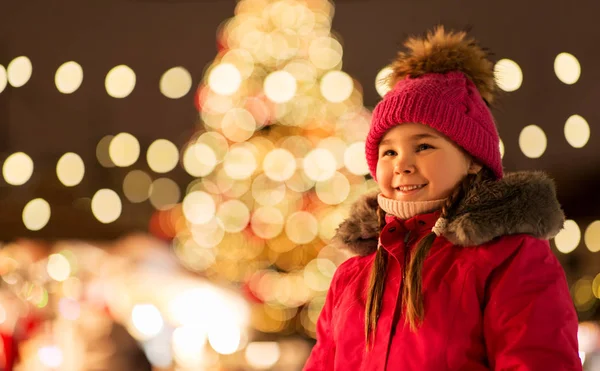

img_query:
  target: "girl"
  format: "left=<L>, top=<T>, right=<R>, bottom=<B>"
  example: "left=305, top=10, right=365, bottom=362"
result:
left=304, top=27, right=581, bottom=370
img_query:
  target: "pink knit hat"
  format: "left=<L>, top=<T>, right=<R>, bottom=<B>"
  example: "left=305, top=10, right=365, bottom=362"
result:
left=366, top=27, right=503, bottom=180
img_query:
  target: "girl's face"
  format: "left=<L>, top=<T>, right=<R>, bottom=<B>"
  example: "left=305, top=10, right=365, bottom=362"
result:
left=376, top=123, right=481, bottom=202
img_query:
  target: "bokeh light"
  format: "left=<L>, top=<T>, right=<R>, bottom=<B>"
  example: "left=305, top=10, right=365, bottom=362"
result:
left=183, top=143, right=218, bottom=177
left=285, top=211, right=318, bottom=244
left=223, top=146, right=257, bottom=180
left=91, top=189, right=122, bottom=223
left=208, top=322, right=240, bottom=355
left=245, top=342, right=280, bottom=370
left=105, top=64, right=136, bottom=98
left=320, top=71, right=353, bottom=103
left=55, top=61, right=84, bottom=94
left=375, top=66, right=393, bottom=97
left=208, top=63, right=242, bottom=96
left=160, top=66, right=192, bottom=99
left=554, top=220, right=581, bottom=254
left=183, top=191, right=215, bottom=225
left=584, top=221, right=600, bottom=253
left=308, top=37, right=342, bottom=70
left=251, top=207, right=284, bottom=239
left=519, top=125, right=547, bottom=158
left=22, top=198, right=51, bottom=231
left=2, top=152, right=34, bottom=185
left=56, top=152, right=85, bottom=186
left=499, top=139, right=505, bottom=159
left=264, top=70, right=297, bottom=103
left=96, top=135, right=115, bottom=167
left=149, top=178, right=180, bottom=210
left=109, top=132, right=140, bottom=167
left=252, top=174, right=286, bottom=206
left=0, top=64, right=7, bottom=93
left=147, top=139, right=179, bottom=173
left=47, top=254, right=71, bottom=282
left=344, top=141, right=369, bottom=175
left=303, top=148, right=336, bottom=181
left=494, top=58, right=523, bottom=92
left=221, top=108, right=257, bottom=142
left=263, top=148, right=296, bottom=181
left=554, top=52, right=581, bottom=85
left=123, top=170, right=152, bottom=203
left=7, top=56, right=32, bottom=87
left=564, top=114, right=590, bottom=148
left=216, top=199, right=250, bottom=233
left=315, top=172, right=350, bottom=205
left=131, top=304, right=164, bottom=340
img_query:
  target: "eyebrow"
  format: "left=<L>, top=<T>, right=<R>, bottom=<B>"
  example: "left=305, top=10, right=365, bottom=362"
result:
left=380, top=133, right=438, bottom=145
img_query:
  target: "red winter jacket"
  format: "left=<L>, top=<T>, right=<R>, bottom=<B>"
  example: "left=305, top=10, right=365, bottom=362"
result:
left=304, top=172, right=581, bottom=370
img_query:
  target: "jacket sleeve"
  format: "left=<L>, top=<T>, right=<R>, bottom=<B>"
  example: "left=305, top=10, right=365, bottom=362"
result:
left=303, top=258, right=354, bottom=371
left=482, top=236, right=582, bottom=371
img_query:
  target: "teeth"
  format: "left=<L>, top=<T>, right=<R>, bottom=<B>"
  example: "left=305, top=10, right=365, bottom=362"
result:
left=397, top=185, right=424, bottom=191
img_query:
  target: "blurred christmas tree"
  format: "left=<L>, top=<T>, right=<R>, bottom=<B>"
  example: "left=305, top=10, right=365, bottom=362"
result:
left=160, top=0, right=379, bottom=342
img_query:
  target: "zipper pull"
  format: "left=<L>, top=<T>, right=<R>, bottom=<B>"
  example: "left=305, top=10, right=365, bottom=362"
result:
left=404, top=230, right=412, bottom=244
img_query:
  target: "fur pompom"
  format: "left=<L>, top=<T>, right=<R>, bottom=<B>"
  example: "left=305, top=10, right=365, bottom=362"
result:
left=388, top=26, right=497, bottom=104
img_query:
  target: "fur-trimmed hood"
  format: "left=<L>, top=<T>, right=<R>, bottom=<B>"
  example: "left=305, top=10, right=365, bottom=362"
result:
left=333, top=171, right=565, bottom=256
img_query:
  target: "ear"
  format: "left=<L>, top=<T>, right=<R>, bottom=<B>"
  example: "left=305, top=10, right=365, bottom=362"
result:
left=467, top=161, right=483, bottom=174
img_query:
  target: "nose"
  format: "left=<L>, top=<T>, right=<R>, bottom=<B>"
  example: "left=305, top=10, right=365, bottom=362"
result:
left=394, top=153, right=416, bottom=174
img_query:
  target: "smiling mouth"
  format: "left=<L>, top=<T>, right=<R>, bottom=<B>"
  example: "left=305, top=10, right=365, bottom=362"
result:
left=395, top=184, right=427, bottom=192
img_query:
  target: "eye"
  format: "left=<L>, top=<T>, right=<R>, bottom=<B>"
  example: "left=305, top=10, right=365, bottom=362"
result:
left=416, top=143, right=434, bottom=152
left=383, top=149, right=397, bottom=157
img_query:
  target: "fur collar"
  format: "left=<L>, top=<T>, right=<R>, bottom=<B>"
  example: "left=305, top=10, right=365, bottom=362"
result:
left=332, top=171, right=565, bottom=256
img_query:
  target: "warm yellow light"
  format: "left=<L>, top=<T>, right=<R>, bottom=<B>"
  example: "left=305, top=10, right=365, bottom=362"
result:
left=494, top=59, right=523, bottom=92
left=344, top=141, right=369, bottom=175
left=183, top=191, right=215, bottom=225
left=123, top=170, right=152, bottom=203
left=208, top=63, right=242, bottom=96
left=56, top=152, right=85, bottom=186
left=309, top=37, right=343, bottom=70
left=208, top=322, right=240, bottom=355
left=584, top=221, right=600, bottom=253
left=518, top=125, right=547, bottom=158
left=303, top=148, right=336, bottom=181
left=223, top=146, right=257, bottom=180
left=245, top=342, right=280, bottom=370
left=554, top=220, right=581, bottom=254
left=149, top=178, right=180, bottom=210
left=564, top=115, right=590, bottom=148
left=375, top=66, right=393, bottom=97
left=91, top=189, right=122, bottom=223
left=7, top=56, right=32, bottom=87
left=264, top=70, right=297, bottom=103
left=55, top=61, right=84, bottom=94
left=2, top=152, right=34, bottom=185
left=147, top=139, right=179, bottom=173
left=105, top=65, right=136, bottom=98
left=23, top=198, right=51, bottom=231
left=0, top=65, right=7, bottom=93
left=554, top=53, right=581, bottom=85
left=263, top=148, right=296, bottom=181
left=47, top=254, right=71, bottom=282
left=109, top=132, right=140, bottom=167
left=252, top=174, right=286, bottom=206
left=131, top=304, right=164, bottom=340
left=499, top=139, right=505, bottom=159
left=183, top=143, right=217, bottom=177
left=320, top=71, right=353, bottom=103
left=160, top=66, right=192, bottom=99
left=315, top=172, right=350, bottom=205
left=221, top=108, right=257, bottom=142
left=251, top=207, right=284, bottom=239
left=285, top=211, right=318, bottom=244
left=216, top=199, right=250, bottom=233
